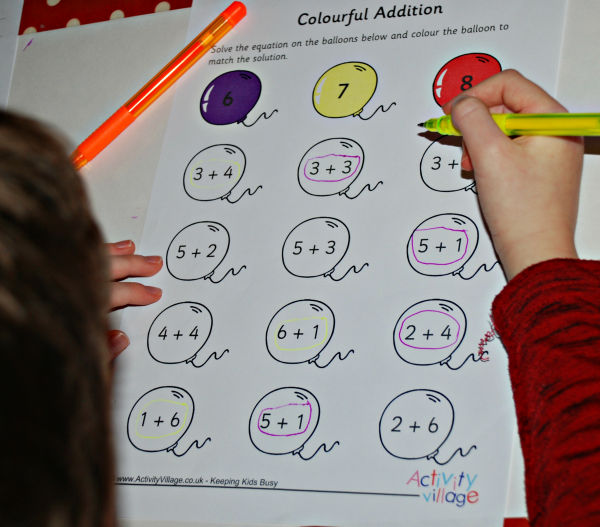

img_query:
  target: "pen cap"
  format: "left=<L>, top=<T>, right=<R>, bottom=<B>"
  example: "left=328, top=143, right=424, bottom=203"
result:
left=222, top=2, right=246, bottom=26
left=125, top=1, right=247, bottom=117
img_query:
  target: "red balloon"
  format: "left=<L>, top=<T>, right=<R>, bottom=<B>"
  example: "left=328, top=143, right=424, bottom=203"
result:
left=432, top=53, right=502, bottom=107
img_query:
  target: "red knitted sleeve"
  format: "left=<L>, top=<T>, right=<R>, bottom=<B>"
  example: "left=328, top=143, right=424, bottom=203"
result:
left=492, top=259, right=600, bottom=526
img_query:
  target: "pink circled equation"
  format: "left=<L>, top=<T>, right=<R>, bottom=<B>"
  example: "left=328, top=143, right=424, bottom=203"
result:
left=411, top=227, right=468, bottom=265
left=399, top=309, right=461, bottom=350
left=303, top=154, right=361, bottom=183
left=257, top=401, right=312, bottom=437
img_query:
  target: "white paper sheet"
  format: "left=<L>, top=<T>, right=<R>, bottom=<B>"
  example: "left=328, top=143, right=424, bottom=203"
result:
left=0, top=0, right=24, bottom=107
left=113, top=1, right=566, bottom=525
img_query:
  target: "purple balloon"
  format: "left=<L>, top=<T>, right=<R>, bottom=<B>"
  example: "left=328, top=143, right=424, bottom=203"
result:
left=200, top=70, right=262, bottom=125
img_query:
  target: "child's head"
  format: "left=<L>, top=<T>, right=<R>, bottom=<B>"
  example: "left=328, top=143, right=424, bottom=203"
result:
left=0, top=110, right=114, bottom=526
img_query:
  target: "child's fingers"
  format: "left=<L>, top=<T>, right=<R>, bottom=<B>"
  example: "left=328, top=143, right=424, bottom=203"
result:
left=461, top=142, right=474, bottom=172
left=110, top=254, right=163, bottom=280
left=444, top=69, right=565, bottom=114
left=450, top=95, right=510, bottom=168
left=109, top=281, right=162, bottom=310
left=107, top=329, right=130, bottom=360
left=106, top=240, right=136, bottom=256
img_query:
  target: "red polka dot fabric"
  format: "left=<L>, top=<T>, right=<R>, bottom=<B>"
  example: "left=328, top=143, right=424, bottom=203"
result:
left=19, top=0, right=193, bottom=34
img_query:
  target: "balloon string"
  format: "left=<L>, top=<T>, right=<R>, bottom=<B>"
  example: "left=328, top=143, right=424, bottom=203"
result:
left=242, top=109, right=278, bottom=127
left=357, top=102, right=397, bottom=120
left=226, top=185, right=262, bottom=204
left=433, top=445, right=477, bottom=465
left=297, top=441, right=340, bottom=461
left=344, top=180, right=383, bottom=199
left=445, top=352, right=486, bottom=371
left=465, top=183, right=477, bottom=194
left=208, top=265, right=246, bottom=283
left=191, top=349, right=229, bottom=368
left=171, top=437, right=211, bottom=457
left=329, top=263, right=369, bottom=281
left=313, top=349, right=354, bottom=368
left=457, top=261, right=499, bottom=280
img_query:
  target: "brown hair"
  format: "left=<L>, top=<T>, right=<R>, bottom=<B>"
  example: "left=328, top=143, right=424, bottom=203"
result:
left=0, top=110, right=114, bottom=526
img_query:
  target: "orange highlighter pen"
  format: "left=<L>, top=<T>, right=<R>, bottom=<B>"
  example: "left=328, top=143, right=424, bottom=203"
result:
left=71, top=1, right=246, bottom=169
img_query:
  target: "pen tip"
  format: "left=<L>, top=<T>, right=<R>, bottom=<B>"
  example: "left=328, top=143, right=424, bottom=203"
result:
left=417, top=122, right=425, bottom=127
left=70, top=150, right=88, bottom=170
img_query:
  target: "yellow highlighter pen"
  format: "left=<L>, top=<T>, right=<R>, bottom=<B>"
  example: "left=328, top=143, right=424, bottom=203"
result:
left=419, top=113, right=600, bottom=136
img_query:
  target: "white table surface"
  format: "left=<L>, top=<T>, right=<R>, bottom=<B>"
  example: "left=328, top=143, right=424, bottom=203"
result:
left=7, top=1, right=600, bottom=522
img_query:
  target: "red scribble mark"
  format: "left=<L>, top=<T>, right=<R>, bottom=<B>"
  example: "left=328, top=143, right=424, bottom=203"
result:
left=23, top=39, right=33, bottom=51
left=477, top=321, right=498, bottom=361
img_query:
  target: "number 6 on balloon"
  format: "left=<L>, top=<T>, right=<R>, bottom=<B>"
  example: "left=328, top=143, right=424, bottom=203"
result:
left=200, top=70, right=277, bottom=127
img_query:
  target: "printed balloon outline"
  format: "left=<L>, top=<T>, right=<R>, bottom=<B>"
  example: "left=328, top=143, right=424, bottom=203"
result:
left=166, top=221, right=246, bottom=283
left=312, top=62, right=396, bottom=120
left=393, top=299, right=467, bottom=367
left=420, top=137, right=475, bottom=193
left=298, top=138, right=363, bottom=196
left=200, top=70, right=277, bottom=127
left=248, top=387, right=339, bottom=460
left=282, top=217, right=368, bottom=281
left=432, top=52, right=502, bottom=107
left=183, top=144, right=261, bottom=204
left=127, top=386, right=211, bottom=457
left=265, top=299, right=354, bottom=368
left=379, top=389, right=476, bottom=465
left=297, top=138, right=382, bottom=199
left=407, top=213, right=498, bottom=279
left=147, top=302, right=229, bottom=368
left=393, top=299, right=488, bottom=370
left=407, top=214, right=478, bottom=276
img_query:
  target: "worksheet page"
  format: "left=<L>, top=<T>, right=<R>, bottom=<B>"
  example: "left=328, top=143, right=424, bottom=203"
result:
left=113, top=1, right=566, bottom=525
left=0, top=0, right=24, bottom=107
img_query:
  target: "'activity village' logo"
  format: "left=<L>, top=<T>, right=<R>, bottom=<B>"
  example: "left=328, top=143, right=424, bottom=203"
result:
left=406, top=469, right=479, bottom=508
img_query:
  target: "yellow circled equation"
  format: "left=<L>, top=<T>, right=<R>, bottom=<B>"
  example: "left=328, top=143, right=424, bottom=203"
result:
left=134, top=399, right=190, bottom=439
left=189, top=158, right=243, bottom=189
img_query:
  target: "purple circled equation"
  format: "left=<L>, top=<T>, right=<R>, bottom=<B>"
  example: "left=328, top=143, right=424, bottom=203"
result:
left=257, top=401, right=312, bottom=437
left=303, top=154, right=361, bottom=183
left=411, top=227, right=468, bottom=265
left=399, top=309, right=461, bottom=350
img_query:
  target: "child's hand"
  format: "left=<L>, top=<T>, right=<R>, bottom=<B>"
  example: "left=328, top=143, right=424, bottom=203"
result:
left=106, top=240, right=163, bottom=359
left=443, top=70, right=583, bottom=280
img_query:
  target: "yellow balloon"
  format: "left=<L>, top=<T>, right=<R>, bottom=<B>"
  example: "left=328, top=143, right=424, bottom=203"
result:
left=313, top=62, right=378, bottom=118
